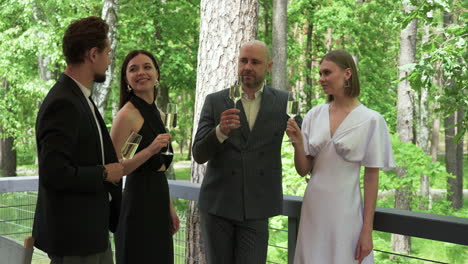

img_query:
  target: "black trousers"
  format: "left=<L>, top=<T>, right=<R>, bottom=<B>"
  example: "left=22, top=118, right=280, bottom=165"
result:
left=200, top=211, right=269, bottom=264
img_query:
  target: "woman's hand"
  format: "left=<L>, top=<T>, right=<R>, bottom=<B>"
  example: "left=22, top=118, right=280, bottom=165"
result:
left=286, top=118, right=303, bottom=144
left=170, top=202, right=180, bottom=235
left=355, top=230, right=373, bottom=263
left=147, top=133, right=171, bottom=154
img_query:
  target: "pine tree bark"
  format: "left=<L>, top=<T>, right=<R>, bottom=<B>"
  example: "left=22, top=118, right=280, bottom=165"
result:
left=272, top=0, right=287, bottom=91
left=92, top=0, right=119, bottom=116
left=187, top=1, right=259, bottom=262
left=392, top=0, right=417, bottom=255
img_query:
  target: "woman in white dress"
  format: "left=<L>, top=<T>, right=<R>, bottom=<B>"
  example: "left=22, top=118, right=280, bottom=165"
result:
left=286, top=49, right=395, bottom=264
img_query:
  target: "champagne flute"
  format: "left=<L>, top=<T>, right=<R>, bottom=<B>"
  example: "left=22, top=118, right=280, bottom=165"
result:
left=286, top=91, right=299, bottom=142
left=161, top=103, right=177, bottom=156
left=229, top=77, right=242, bottom=109
left=120, top=131, right=142, bottom=161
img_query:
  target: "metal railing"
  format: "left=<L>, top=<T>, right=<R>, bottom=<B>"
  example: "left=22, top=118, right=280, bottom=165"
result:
left=1, top=176, right=467, bottom=263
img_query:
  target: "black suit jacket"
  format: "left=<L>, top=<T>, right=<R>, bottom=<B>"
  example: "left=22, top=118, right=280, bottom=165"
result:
left=193, top=86, right=289, bottom=221
left=33, top=73, right=122, bottom=256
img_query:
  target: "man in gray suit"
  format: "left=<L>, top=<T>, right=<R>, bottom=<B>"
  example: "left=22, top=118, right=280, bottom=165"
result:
left=193, top=40, right=289, bottom=264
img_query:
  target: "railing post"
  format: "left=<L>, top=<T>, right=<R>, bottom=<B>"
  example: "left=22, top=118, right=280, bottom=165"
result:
left=288, top=216, right=298, bottom=264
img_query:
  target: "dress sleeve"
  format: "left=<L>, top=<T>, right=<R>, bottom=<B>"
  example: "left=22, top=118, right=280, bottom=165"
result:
left=301, top=110, right=313, bottom=156
left=361, top=114, right=396, bottom=171
left=301, top=105, right=329, bottom=157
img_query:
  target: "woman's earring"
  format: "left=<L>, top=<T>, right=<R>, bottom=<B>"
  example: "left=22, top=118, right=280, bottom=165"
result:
left=127, top=84, right=132, bottom=92
left=344, top=80, right=350, bottom=89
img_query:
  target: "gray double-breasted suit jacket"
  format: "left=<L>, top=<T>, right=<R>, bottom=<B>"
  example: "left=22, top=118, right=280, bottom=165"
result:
left=193, top=86, right=289, bottom=221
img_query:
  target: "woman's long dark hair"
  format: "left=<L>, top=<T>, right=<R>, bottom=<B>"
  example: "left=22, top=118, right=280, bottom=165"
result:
left=119, top=50, right=161, bottom=108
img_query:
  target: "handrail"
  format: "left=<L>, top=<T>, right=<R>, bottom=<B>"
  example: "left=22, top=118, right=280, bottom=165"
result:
left=1, top=176, right=467, bottom=247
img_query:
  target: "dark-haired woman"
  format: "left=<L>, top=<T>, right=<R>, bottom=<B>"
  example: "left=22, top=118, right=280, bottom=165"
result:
left=287, top=50, right=395, bottom=264
left=111, top=50, right=179, bottom=264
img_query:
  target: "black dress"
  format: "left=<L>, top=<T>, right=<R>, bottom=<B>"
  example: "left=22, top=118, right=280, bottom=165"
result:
left=115, top=95, right=173, bottom=264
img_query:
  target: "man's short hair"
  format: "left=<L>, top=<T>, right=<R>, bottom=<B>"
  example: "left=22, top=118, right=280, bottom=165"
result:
left=240, top=40, right=271, bottom=61
left=62, top=16, right=109, bottom=64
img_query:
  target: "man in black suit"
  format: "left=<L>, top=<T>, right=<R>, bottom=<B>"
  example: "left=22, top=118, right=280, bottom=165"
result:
left=33, top=16, right=124, bottom=264
left=193, top=40, right=290, bottom=264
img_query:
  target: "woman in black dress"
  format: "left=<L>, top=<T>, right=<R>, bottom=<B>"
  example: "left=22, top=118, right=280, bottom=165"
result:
left=111, top=50, right=179, bottom=264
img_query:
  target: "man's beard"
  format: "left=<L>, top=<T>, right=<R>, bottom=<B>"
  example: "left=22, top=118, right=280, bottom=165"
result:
left=242, top=77, right=264, bottom=89
left=94, top=73, right=106, bottom=83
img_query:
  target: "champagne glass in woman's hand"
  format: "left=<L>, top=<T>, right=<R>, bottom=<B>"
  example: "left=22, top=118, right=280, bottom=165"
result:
left=286, top=91, right=299, bottom=142
left=161, top=103, right=177, bottom=156
left=120, top=131, right=143, bottom=161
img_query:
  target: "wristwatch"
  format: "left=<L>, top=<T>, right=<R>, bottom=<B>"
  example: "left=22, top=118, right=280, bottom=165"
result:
left=99, top=165, right=108, bottom=181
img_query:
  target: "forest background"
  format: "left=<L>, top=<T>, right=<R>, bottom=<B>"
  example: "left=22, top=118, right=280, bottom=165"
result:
left=0, top=0, right=466, bottom=263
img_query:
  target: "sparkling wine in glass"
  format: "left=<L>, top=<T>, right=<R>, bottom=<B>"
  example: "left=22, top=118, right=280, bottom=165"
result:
left=286, top=91, right=299, bottom=142
left=229, top=77, right=242, bottom=109
left=120, top=131, right=142, bottom=161
left=161, top=103, right=177, bottom=155
left=287, top=100, right=299, bottom=119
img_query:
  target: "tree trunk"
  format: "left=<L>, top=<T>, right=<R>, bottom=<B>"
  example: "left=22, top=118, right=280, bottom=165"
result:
left=417, top=8, right=432, bottom=209
left=445, top=112, right=458, bottom=203
left=305, top=23, right=314, bottom=110
left=454, top=107, right=464, bottom=209
left=92, top=0, right=119, bottom=116
left=325, top=27, right=333, bottom=52
left=272, top=0, right=287, bottom=91
left=431, top=117, right=440, bottom=162
left=0, top=133, right=16, bottom=177
left=441, top=10, right=463, bottom=210
left=187, top=1, right=259, bottom=263
left=291, top=24, right=304, bottom=110
left=446, top=108, right=464, bottom=209
left=0, top=78, right=17, bottom=177
left=32, top=1, right=56, bottom=82
left=392, top=0, right=417, bottom=255
left=156, top=83, right=169, bottom=110
left=154, top=3, right=168, bottom=110
left=261, top=0, right=270, bottom=42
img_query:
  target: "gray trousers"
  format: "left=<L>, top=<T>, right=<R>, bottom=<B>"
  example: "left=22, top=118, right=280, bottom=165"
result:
left=48, top=243, right=113, bottom=264
left=200, top=211, right=269, bottom=264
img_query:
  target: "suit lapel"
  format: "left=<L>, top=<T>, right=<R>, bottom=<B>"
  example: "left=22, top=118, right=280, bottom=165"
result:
left=63, top=75, right=104, bottom=163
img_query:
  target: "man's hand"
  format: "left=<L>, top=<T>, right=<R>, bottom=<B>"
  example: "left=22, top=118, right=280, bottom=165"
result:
left=219, top=108, right=241, bottom=135
left=104, top=162, right=124, bottom=183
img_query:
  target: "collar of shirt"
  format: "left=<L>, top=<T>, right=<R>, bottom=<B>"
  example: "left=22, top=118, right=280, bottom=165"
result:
left=66, top=74, right=92, bottom=98
left=242, top=85, right=264, bottom=101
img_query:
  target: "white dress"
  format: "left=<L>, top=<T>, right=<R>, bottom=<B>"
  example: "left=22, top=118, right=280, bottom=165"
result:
left=294, top=104, right=395, bottom=264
